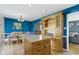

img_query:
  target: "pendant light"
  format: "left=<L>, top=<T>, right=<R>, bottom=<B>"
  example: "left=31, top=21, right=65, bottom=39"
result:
left=18, top=15, right=24, bottom=22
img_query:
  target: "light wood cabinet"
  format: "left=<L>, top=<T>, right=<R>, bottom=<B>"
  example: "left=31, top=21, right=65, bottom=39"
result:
left=42, top=12, right=64, bottom=53
left=25, top=39, right=51, bottom=55
left=51, top=39, right=63, bottom=53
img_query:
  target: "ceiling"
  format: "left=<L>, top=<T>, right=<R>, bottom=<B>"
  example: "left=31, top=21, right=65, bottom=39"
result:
left=0, top=4, right=75, bottom=21
left=67, top=11, right=79, bottom=21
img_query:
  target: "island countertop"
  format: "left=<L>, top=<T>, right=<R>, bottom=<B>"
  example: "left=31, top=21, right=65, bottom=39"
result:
left=20, top=34, right=52, bottom=42
left=26, top=36, right=52, bottom=42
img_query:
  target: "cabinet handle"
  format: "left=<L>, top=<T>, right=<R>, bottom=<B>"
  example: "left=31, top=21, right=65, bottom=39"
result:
left=44, top=47, right=47, bottom=48
left=37, top=44, right=41, bottom=45
left=37, top=49, right=41, bottom=51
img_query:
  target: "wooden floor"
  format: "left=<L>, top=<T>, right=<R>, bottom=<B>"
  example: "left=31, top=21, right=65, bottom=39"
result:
left=0, top=44, right=25, bottom=55
left=0, top=42, right=79, bottom=55
left=69, top=43, right=79, bottom=55
left=51, top=43, right=79, bottom=55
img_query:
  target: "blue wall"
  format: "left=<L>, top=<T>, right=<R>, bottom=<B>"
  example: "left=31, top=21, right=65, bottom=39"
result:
left=63, top=5, right=79, bottom=14
left=4, top=17, right=31, bottom=37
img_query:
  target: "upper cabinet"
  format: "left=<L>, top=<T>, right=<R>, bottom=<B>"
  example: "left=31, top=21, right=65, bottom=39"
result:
left=41, top=12, right=64, bottom=39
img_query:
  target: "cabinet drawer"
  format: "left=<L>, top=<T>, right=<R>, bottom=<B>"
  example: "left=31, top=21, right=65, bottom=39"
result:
left=33, top=51, right=43, bottom=55
left=32, top=41, right=44, bottom=49
left=43, top=47, right=50, bottom=51
left=32, top=48, right=43, bottom=55
left=43, top=40, right=50, bottom=46
left=43, top=47, right=50, bottom=55
left=32, top=40, right=44, bottom=46
left=43, top=50, right=50, bottom=55
left=43, top=39, right=50, bottom=43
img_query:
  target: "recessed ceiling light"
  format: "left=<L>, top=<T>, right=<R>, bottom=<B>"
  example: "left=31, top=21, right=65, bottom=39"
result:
left=28, top=4, right=32, bottom=7
left=42, top=10, right=45, bottom=13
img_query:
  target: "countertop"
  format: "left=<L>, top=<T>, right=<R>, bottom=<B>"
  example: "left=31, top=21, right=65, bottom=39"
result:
left=20, top=34, right=52, bottom=42
left=26, top=36, right=52, bottom=42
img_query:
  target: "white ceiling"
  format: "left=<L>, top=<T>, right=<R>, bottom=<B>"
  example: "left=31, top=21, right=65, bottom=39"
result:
left=67, top=11, right=79, bottom=21
left=0, top=4, right=75, bottom=21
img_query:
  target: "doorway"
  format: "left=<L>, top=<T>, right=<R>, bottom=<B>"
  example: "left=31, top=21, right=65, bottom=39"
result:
left=67, top=11, right=79, bottom=54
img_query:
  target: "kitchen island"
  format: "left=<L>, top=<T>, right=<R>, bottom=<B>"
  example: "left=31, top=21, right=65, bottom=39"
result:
left=24, top=35, right=52, bottom=55
left=22, top=34, right=63, bottom=55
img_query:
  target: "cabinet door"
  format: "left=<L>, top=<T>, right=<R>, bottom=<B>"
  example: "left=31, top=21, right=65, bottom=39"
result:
left=50, top=16, right=56, bottom=37
left=53, top=12, right=64, bottom=52
left=55, top=12, right=64, bottom=39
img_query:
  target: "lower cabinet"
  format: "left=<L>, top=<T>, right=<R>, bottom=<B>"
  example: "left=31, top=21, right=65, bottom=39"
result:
left=25, top=39, right=51, bottom=55
left=51, top=38, right=63, bottom=54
